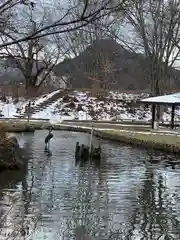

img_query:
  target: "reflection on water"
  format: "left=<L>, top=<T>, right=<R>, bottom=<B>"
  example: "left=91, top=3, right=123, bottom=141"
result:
left=0, top=130, right=180, bottom=239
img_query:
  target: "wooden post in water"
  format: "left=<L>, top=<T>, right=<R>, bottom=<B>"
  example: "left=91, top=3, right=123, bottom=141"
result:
left=151, top=104, right=156, bottom=129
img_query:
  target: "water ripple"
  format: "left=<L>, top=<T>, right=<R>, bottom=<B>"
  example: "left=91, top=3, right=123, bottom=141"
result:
left=0, top=130, right=180, bottom=239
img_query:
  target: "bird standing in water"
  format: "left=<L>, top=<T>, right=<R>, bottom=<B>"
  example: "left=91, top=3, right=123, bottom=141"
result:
left=44, top=126, right=53, bottom=151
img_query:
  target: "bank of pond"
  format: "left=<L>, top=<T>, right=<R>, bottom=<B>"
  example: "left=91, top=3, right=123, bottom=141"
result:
left=1, top=122, right=180, bottom=173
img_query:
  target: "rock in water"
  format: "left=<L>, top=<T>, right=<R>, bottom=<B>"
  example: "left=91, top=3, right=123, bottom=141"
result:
left=0, top=134, right=23, bottom=171
left=7, top=135, right=19, bottom=148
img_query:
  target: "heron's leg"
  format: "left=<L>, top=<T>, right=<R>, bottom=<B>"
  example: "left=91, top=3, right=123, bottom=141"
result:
left=45, top=143, right=47, bottom=151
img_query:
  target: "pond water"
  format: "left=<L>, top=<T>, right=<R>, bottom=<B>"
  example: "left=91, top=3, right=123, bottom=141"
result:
left=0, top=130, right=180, bottom=240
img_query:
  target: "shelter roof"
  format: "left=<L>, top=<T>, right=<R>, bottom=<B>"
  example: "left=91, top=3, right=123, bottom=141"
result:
left=140, top=93, right=180, bottom=105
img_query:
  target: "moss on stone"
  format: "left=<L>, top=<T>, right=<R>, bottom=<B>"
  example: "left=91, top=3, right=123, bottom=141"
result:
left=0, top=120, right=51, bottom=132
left=95, top=130, right=180, bottom=154
left=103, top=130, right=180, bottom=145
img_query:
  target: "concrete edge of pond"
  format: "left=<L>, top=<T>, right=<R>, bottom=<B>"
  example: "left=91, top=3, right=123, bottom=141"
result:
left=1, top=121, right=180, bottom=155
left=0, top=121, right=41, bottom=132
left=52, top=124, right=180, bottom=155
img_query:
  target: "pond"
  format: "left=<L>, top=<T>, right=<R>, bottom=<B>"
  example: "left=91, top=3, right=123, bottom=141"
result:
left=0, top=130, right=180, bottom=240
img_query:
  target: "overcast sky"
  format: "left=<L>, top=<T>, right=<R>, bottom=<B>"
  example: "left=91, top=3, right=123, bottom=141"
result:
left=2, top=0, right=180, bottom=68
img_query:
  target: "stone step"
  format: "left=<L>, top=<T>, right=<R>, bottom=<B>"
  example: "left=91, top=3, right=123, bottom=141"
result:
left=21, top=90, right=63, bottom=115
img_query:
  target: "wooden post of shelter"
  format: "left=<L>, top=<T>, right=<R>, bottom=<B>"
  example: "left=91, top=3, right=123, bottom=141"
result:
left=151, top=104, right=156, bottom=129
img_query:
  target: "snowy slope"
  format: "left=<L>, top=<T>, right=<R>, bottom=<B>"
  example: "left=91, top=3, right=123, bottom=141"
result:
left=0, top=90, right=180, bottom=124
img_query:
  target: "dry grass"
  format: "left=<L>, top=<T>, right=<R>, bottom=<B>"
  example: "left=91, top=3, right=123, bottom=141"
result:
left=103, top=129, right=180, bottom=148
left=73, top=122, right=152, bottom=132
left=113, top=125, right=151, bottom=132
left=62, top=121, right=154, bottom=133
left=0, top=120, right=50, bottom=132
left=0, top=121, right=28, bottom=132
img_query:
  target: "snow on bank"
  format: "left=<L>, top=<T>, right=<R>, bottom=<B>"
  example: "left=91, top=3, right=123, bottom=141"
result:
left=0, top=101, right=17, bottom=118
left=31, top=100, right=93, bottom=124
left=33, top=89, right=61, bottom=107
left=20, top=89, right=61, bottom=114
left=30, top=91, right=180, bottom=123
left=0, top=90, right=180, bottom=124
left=31, top=101, right=76, bottom=124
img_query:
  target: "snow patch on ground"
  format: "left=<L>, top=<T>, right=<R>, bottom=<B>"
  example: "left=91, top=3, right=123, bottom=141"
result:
left=33, top=89, right=61, bottom=107
left=0, top=90, right=180, bottom=124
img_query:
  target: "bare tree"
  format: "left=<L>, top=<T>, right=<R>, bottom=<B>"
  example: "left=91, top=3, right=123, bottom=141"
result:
left=94, top=0, right=180, bottom=122
left=0, top=1, right=33, bottom=34
left=0, top=0, right=128, bottom=48
left=0, top=4, right=64, bottom=121
left=0, top=6, right=63, bottom=96
left=116, top=0, right=180, bottom=96
left=55, top=8, right=117, bottom=93
left=0, top=0, right=128, bottom=94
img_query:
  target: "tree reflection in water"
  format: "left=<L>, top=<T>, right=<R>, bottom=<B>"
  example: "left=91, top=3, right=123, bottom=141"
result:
left=126, top=166, right=180, bottom=240
left=0, top=133, right=33, bottom=239
left=69, top=157, right=110, bottom=240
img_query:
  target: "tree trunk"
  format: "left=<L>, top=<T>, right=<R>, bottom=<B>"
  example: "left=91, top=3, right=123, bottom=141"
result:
left=155, top=79, right=160, bottom=96
left=25, top=86, right=37, bottom=122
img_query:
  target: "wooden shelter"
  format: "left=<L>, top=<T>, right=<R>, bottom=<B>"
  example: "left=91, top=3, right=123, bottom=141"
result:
left=139, top=93, right=180, bottom=129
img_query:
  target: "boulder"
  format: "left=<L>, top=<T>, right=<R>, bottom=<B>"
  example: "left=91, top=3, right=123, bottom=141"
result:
left=0, top=134, right=23, bottom=172
left=7, top=135, right=19, bottom=148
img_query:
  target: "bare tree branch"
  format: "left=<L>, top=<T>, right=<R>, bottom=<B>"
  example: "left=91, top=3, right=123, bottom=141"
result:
left=107, top=0, right=180, bottom=95
left=0, top=0, right=127, bottom=47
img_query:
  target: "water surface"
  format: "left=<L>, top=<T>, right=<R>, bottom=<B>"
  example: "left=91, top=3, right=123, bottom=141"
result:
left=0, top=130, right=180, bottom=240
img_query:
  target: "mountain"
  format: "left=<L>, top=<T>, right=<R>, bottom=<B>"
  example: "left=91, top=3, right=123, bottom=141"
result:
left=0, top=39, right=179, bottom=92
left=53, top=39, right=180, bottom=91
